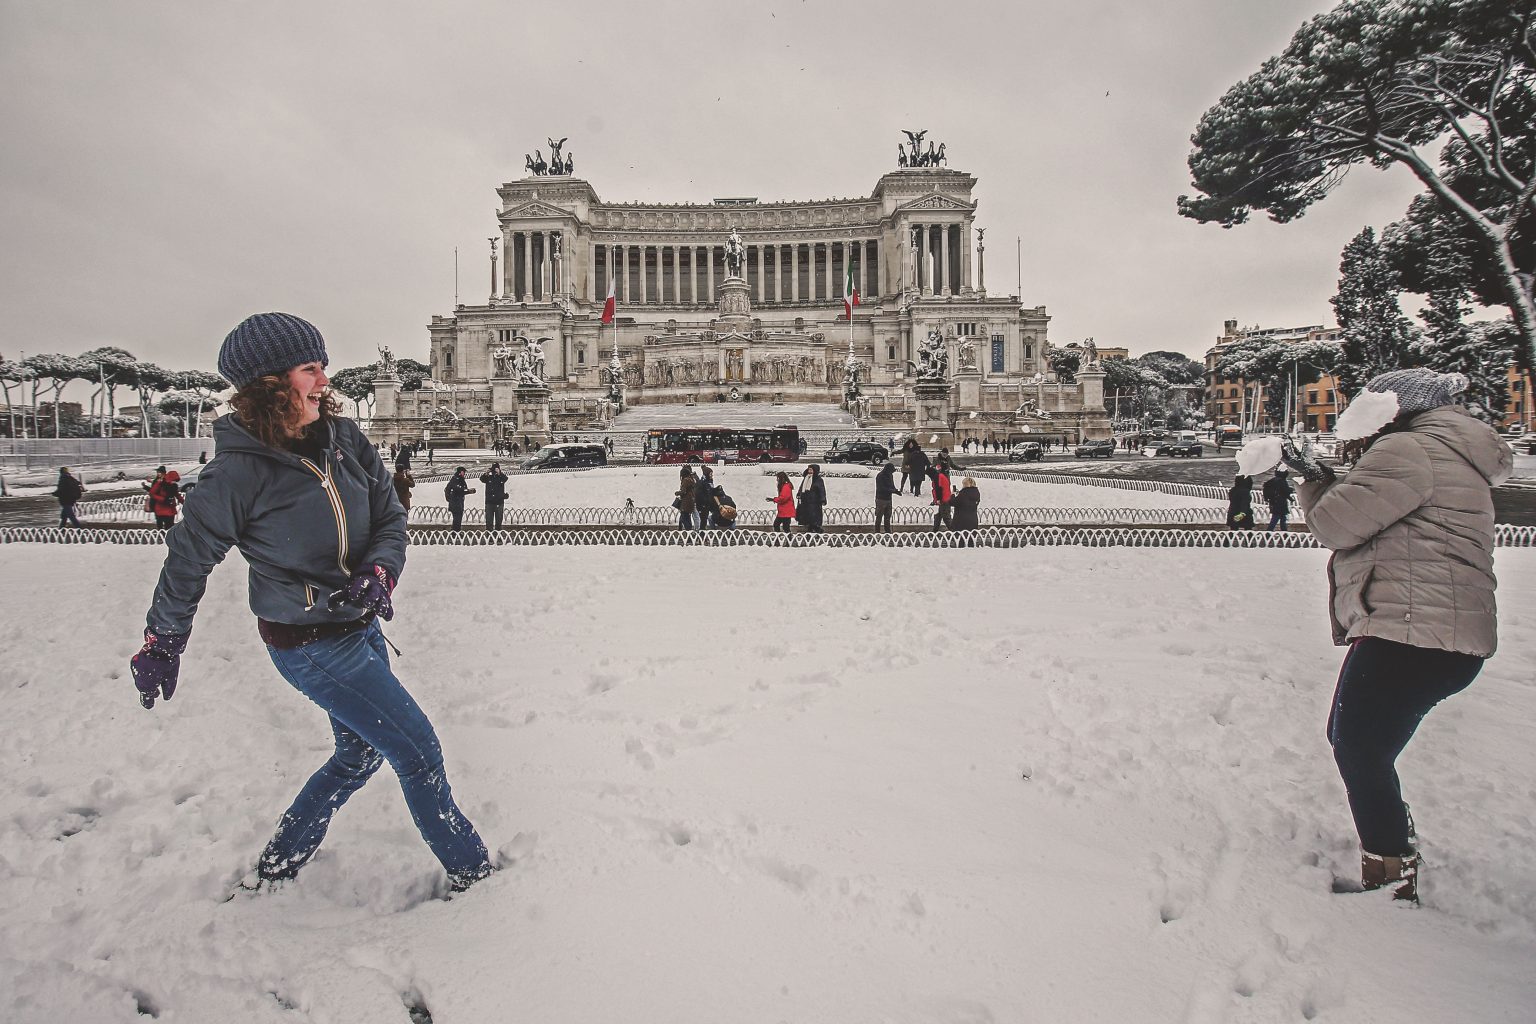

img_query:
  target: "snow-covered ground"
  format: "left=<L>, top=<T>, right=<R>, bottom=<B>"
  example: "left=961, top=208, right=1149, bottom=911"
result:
left=1, top=544, right=1533, bottom=1023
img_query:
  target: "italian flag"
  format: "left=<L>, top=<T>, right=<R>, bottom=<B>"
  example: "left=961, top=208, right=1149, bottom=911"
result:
left=600, top=274, right=617, bottom=324
left=843, top=262, right=860, bottom=319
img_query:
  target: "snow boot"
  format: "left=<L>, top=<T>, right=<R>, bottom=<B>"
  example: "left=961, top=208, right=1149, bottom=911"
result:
left=1361, top=851, right=1419, bottom=904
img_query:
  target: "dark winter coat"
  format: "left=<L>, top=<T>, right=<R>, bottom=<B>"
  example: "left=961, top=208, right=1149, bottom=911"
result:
left=1262, top=473, right=1294, bottom=512
left=950, top=485, right=981, bottom=530
left=53, top=473, right=83, bottom=506
left=797, top=474, right=826, bottom=528
left=675, top=475, right=696, bottom=514
left=445, top=474, right=471, bottom=510
left=874, top=464, right=899, bottom=500
left=695, top=474, right=720, bottom=519
left=1227, top=478, right=1255, bottom=530
left=908, top=446, right=931, bottom=477
left=1298, top=405, right=1513, bottom=657
left=480, top=470, right=509, bottom=504
left=393, top=469, right=414, bottom=511
left=145, top=414, right=407, bottom=635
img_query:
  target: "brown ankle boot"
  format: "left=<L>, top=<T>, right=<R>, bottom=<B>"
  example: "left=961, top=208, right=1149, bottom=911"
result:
left=1362, top=851, right=1419, bottom=904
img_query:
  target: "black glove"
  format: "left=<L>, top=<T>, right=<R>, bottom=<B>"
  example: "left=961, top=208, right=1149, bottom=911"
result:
left=131, top=627, right=189, bottom=709
left=1280, top=436, right=1335, bottom=484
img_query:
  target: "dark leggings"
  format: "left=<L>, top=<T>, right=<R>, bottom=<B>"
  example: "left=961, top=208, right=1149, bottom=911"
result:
left=1327, top=637, right=1483, bottom=856
left=773, top=516, right=792, bottom=533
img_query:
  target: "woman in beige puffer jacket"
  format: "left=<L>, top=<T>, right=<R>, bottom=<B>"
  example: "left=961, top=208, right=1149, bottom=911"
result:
left=1289, top=369, right=1512, bottom=903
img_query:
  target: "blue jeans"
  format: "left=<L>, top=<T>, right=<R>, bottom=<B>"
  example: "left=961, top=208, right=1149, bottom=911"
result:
left=1327, top=637, right=1482, bottom=856
left=261, top=622, right=490, bottom=882
left=1267, top=507, right=1288, bottom=531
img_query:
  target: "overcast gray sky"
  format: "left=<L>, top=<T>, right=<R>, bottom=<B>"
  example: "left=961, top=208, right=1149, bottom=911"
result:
left=0, top=0, right=1428, bottom=374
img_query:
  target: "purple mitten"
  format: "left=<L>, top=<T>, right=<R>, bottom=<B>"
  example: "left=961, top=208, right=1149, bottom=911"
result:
left=342, top=564, right=396, bottom=621
left=131, top=628, right=189, bottom=709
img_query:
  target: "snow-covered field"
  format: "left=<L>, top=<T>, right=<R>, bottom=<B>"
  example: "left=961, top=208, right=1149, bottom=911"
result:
left=1, top=544, right=1533, bottom=1023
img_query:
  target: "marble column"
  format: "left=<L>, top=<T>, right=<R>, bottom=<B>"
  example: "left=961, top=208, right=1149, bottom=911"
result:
left=522, top=232, right=532, bottom=301
left=673, top=246, right=682, bottom=304
left=640, top=245, right=649, bottom=305
left=791, top=243, right=800, bottom=302
left=489, top=237, right=500, bottom=300
left=706, top=246, right=715, bottom=303
left=961, top=224, right=973, bottom=293
left=689, top=246, right=697, bottom=304
left=940, top=225, right=951, bottom=296
left=774, top=245, right=783, bottom=302
left=621, top=245, right=630, bottom=304
left=755, top=245, right=764, bottom=301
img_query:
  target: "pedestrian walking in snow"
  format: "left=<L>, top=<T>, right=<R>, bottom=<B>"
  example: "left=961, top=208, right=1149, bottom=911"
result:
left=393, top=466, right=414, bottom=511
left=674, top=466, right=697, bottom=530
left=1283, top=369, right=1512, bottom=903
left=53, top=467, right=84, bottom=528
left=1227, top=475, right=1255, bottom=531
left=768, top=471, right=795, bottom=532
left=129, top=312, right=492, bottom=896
left=445, top=467, right=474, bottom=530
left=479, top=463, right=508, bottom=530
left=1262, top=468, right=1294, bottom=531
left=874, top=461, right=898, bottom=533
left=903, top=439, right=930, bottom=497
left=797, top=464, right=826, bottom=533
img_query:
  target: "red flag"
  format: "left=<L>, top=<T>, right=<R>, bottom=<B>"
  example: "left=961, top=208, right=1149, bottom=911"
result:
left=601, top=275, right=617, bottom=324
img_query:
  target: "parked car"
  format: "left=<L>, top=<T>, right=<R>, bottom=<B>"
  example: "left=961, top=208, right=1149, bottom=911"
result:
left=1074, top=439, right=1116, bottom=458
left=1008, top=441, right=1044, bottom=462
left=824, top=440, right=890, bottom=464
left=1167, top=439, right=1203, bottom=458
left=520, top=442, right=608, bottom=470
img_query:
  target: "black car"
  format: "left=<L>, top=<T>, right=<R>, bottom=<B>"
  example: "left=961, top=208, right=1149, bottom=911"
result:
left=1007, top=442, right=1043, bottom=462
left=1074, top=439, right=1116, bottom=458
left=824, top=440, right=890, bottom=465
left=520, top=442, right=608, bottom=470
left=1167, top=439, right=1203, bottom=458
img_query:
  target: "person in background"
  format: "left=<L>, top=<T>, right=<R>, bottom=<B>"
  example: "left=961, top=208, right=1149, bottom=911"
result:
left=142, top=465, right=166, bottom=514
left=1283, top=368, right=1512, bottom=903
left=695, top=465, right=721, bottom=529
left=444, top=467, right=474, bottom=530
left=129, top=311, right=491, bottom=896
left=768, top=470, right=795, bottom=533
left=906, top=440, right=930, bottom=497
left=148, top=470, right=183, bottom=528
left=1227, top=474, right=1255, bottom=531
left=480, top=462, right=508, bottom=530
left=874, top=460, right=898, bottom=533
left=53, top=466, right=84, bottom=528
left=950, top=475, right=981, bottom=534
left=1262, top=468, right=1295, bottom=531
left=393, top=465, right=414, bottom=512
left=675, top=466, right=697, bottom=530
left=928, top=463, right=953, bottom=530
left=797, top=463, right=826, bottom=533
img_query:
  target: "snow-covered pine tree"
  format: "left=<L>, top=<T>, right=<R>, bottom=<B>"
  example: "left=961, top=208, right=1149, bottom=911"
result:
left=1331, top=227, right=1414, bottom=398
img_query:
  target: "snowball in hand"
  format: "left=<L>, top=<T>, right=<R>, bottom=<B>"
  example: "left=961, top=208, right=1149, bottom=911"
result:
left=1236, top=436, right=1285, bottom=477
left=1333, top=389, right=1401, bottom=442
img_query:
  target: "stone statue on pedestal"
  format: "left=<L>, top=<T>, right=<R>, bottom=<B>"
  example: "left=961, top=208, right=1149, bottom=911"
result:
left=492, top=343, right=515, bottom=378
left=519, top=336, right=547, bottom=385
left=958, top=336, right=977, bottom=371
left=377, top=345, right=398, bottom=376
left=725, top=228, right=745, bottom=279
left=909, top=328, right=949, bottom=382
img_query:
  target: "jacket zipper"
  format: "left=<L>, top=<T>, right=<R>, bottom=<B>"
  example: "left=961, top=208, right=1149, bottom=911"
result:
left=299, top=456, right=350, bottom=577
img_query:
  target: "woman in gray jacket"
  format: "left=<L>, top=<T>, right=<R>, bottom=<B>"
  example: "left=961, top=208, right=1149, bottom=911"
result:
left=130, top=313, right=492, bottom=896
left=1283, top=369, right=1512, bottom=903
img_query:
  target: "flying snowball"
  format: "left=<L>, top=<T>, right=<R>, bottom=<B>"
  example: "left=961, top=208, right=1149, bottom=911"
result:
left=929, top=434, right=939, bottom=444
left=1333, top=389, right=1401, bottom=442
left=1235, top=436, right=1285, bottom=477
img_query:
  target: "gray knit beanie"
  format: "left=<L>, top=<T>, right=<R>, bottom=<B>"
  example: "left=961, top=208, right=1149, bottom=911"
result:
left=217, top=312, right=328, bottom=388
left=1365, top=368, right=1469, bottom=415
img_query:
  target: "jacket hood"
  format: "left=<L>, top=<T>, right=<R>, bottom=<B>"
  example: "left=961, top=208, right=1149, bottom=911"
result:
left=164, top=471, right=181, bottom=482
left=1409, top=406, right=1513, bottom=486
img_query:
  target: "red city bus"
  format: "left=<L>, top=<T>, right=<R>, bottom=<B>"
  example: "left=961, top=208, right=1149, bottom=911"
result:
left=643, top=425, right=801, bottom=465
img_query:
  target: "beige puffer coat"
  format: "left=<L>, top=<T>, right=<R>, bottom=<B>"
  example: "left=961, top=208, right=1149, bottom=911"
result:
left=1298, top=406, right=1513, bottom=656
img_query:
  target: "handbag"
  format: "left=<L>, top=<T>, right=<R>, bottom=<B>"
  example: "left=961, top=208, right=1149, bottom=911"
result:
left=672, top=497, right=684, bottom=511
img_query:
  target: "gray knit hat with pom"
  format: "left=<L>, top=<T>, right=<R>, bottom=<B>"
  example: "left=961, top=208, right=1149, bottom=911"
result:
left=1365, top=368, right=1469, bottom=415
left=217, top=312, right=328, bottom=388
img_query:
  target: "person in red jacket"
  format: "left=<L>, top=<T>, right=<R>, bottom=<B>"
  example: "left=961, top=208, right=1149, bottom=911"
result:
left=149, top=470, right=183, bottom=529
left=929, top=465, right=953, bottom=530
left=766, top=471, right=795, bottom=532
